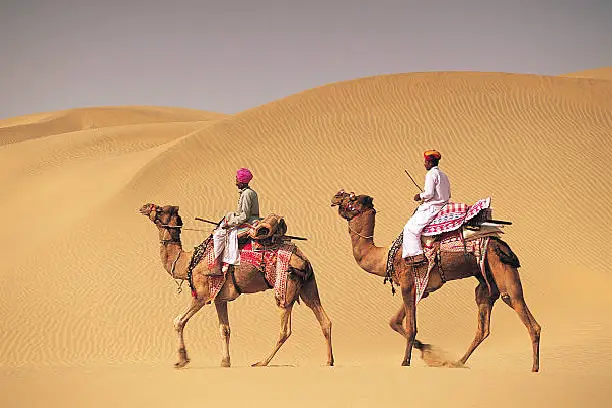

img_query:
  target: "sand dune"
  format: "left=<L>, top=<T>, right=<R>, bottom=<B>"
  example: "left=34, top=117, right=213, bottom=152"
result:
left=560, top=66, right=612, bottom=80
left=2, top=71, right=612, bottom=407
left=0, top=105, right=227, bottom=145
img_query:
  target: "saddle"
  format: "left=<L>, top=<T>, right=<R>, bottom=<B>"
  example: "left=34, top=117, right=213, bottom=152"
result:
left=420, top=205, right=503, bottom=248
left=421, top=224, right=503, bottom=248
left=249, top=213, right=287, bottom=241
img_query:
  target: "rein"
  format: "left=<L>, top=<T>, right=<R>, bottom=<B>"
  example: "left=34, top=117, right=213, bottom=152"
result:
left=169, top=251, right=185, bottom=293
left=341, top=201, right=375, bottom=239
left=148, top=205, right=188, bottom=293
left=348, top=223, right=374, bottom=239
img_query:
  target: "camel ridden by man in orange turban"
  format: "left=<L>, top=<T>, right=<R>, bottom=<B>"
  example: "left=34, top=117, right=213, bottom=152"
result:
left=208, top=168, right=261, bottom=276
left=402, top=150, right=451, bottom=265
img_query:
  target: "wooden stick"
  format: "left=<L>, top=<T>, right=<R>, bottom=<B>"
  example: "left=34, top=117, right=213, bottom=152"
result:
left=195, top=217, right=221, bottom=226
left=404, top=169, right=423, bottom=192
left=195, top=217, right=308, bottom=240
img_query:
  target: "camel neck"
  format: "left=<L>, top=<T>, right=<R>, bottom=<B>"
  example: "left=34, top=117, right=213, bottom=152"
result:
left=160, top=242, right=188, bottom=280
left=348, top=210, right=388, bottom=277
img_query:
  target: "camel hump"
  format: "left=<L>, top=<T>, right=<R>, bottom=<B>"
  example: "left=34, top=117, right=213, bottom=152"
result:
left=249, top=213, right=287, bottom=240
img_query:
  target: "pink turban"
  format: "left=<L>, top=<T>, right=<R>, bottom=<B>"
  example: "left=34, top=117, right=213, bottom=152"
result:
left=236, top=168, right=253, bottom=183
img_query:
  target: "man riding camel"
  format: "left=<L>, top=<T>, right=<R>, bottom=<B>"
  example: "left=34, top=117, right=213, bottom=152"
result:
left=402, top=150, right=451, bottom=265
left=208, top=167, right=260, bottom=275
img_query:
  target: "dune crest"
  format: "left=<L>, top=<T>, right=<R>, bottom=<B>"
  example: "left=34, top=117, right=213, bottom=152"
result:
left=0, top=105, right=228, bottom=146
left=559, top=66, right=612, bottom=80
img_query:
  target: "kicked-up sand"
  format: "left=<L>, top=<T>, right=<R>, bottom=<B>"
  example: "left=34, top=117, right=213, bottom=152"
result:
left=1, top=70, right=612, bottom=407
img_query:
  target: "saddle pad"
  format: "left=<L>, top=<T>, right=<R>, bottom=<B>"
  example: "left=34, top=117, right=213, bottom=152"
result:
left=422, top=197, right=491, bottom=236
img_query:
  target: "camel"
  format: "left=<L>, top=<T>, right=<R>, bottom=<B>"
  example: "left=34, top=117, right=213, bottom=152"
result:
left=330, top=190, right=541, bottom=372
left=139, top=203, right=334, bottom=368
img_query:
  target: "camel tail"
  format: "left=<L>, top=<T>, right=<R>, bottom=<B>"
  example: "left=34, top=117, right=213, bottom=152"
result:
left=490, top=236, right=521, bottom=268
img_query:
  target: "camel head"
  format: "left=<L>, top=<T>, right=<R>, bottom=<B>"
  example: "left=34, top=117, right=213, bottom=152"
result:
left=330, top=189, right=375, bottom=221
left=139, top=203, right=183, bottom=234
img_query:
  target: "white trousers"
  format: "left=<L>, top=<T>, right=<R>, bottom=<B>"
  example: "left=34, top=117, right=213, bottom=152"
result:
left=212, top=227, right=240, bottom=265
left=402, top=205, right=443, bottom=258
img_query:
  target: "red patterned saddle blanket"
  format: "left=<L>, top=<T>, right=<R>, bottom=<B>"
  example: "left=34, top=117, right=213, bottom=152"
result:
left=422, top=197, right=491, bottom=236
left=386, top=229, right=492, bottom=305
left=198, top=238, right=295, bottom=306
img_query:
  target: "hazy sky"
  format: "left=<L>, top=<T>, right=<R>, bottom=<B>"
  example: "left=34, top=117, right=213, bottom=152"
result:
left=1, top=0, right=611, bottom=119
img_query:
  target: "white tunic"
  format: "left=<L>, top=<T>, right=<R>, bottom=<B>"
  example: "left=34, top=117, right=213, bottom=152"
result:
left=418, top=166, right=451, bottom=209
left=213, top=186, right=260, bottom=265
left=402, top=166, right=451, bottom=257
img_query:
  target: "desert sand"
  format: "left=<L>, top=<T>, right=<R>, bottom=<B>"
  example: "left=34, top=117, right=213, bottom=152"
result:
left=1, top=71, right=611, bottom=407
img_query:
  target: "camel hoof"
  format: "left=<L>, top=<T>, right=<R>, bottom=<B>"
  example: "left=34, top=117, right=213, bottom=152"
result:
left=401, top=361, right=410, bottom=367
left=174, top=359, right=190, bottom=369
left=220, top=359, right=231, bottom=368
left=251, top=361, right=267, bottom=367
left=326, top=361, right=334, bottom=367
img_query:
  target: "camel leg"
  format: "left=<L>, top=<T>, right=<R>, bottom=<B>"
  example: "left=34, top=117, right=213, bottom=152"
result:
left=400, top=281, right=417, bottom=366
left=459, top=281, right=495, bottom=365
left=299, top=274, right=334, bottom=366
left=172, top=297, right=206, bottom=368
left=500, top=267, right=541, bottom=372
left=252, top=303, right=294, bottom=367
left=215, top=301, right=231, bottom=367
left=389, top=305, right=407, bottom=338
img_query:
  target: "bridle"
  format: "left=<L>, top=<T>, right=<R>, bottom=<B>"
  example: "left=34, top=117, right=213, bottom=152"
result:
left=145, top=204, right=185, bottom=293
left=334, top=195, right=376, bottom=239
left=145, top=204, right=182, bottom=245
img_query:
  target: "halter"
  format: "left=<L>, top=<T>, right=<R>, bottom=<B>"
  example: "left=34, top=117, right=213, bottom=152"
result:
left=146, top=204, right=182, bottom=245
left=145, top=203, right=186, bottom=293
left=337, top=197, right=376, bottom=239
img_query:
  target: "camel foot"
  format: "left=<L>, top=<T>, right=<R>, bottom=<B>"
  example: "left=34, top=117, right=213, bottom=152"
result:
left=532, top=366, right=539, bottom=373
left=251, top=361, right=268, bottom=367
left=401, top=360, right=410, bottom=367
left=174, top=359, right=190, bottom=369
left=174, top=348, right=190, bottom=369
left=220, top=358, right=231, bottom=368
left=326, top=361, right=334, bottom=367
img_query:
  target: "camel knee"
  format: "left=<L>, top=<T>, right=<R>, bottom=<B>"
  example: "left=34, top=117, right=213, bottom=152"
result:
left=219, top=324, right=231, bottom=338
left=173, top=316, right=185, bottom=332
left=321, top=320, right=332, bottom=337
left=280, top=328, right=292, bottom=343
left=532, top=321, right=541, bottom=342
left=482, top=326, right=490, bottom=340
left=405, top=327, right=417, bottom=342
left=389, top=318, right=404, bottom=333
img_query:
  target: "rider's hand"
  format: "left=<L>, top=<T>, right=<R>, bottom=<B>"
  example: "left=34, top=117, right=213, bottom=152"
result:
left=413, top=193, right=422, bottom=202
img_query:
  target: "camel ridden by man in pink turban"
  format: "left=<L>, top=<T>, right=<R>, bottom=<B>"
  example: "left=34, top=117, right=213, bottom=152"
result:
left=208, top=168, right=261, bottom=276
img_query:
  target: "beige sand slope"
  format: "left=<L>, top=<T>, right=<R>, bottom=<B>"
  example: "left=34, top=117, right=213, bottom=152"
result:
left=1, top=72, right=612, bottom=408
left=0, top=105, right=227, bottom=145
left=560, top=66, right=612, bottom=80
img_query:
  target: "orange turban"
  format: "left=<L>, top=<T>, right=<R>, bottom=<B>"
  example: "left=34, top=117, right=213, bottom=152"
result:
left=424, top=150, right=441, bottom=160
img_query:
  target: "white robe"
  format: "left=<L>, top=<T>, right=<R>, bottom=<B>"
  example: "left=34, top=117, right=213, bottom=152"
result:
left=212, top=186, right=260, bottom=266
left=402, top=166, right=451, bottom=258
left=213, top=225, right=239, bottom=265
